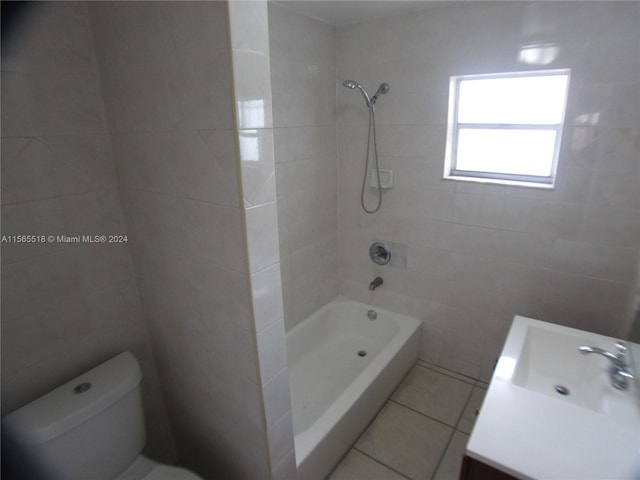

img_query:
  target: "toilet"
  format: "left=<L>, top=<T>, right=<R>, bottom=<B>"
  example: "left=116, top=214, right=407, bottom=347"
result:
left=2, top=352, right=202, bottom=480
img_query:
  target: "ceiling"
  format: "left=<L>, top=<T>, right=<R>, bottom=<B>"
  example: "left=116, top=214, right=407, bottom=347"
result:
left=272, top=1, right=452, bottom=27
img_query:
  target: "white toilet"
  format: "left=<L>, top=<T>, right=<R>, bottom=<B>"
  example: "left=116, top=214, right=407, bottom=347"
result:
left=2, top=352, right=202, bottom=480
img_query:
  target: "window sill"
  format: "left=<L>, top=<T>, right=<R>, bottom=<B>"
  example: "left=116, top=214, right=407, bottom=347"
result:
left=443, top=173, right=556, bottom=190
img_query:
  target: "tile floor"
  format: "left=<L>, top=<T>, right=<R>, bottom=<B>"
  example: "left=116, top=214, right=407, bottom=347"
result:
left=328, top=360, right=488, bottom=480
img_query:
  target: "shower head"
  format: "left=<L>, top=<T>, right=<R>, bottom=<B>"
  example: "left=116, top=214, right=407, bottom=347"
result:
left=342, top=79, right=372, bottom=106
left=370, top=83, right=390, bottom=106
left=342, top=80, right=389, bottom=109
left=374, top=83, right=390, bottom=97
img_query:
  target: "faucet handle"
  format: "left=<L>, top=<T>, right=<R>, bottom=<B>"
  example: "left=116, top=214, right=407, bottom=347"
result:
left=615, top=341, right=628, bottom=357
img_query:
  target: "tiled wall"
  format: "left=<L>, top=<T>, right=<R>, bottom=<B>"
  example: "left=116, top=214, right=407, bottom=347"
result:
left=337, top=1, right=640, bottom=380
left=227, top=2, right=296, bottom=478
left=268, top=3, right=339, bottom=331
left=89, top=2, right=275, bottom=477
left=0, top=2, right=175, bottom=461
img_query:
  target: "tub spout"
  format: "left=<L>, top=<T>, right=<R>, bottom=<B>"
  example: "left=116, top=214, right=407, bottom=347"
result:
left=369, top=276, right=383, bottom=291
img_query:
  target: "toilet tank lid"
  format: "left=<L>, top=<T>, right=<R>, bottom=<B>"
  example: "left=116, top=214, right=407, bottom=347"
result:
left=2, top=352, right=142, bottom=446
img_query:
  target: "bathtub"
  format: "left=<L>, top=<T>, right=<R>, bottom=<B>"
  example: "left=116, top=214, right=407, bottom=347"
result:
left=287, top=296, right=422, bottom=479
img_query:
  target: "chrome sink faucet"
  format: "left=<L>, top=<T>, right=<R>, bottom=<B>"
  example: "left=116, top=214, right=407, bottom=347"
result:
left=578, top=342, right=634, bottom=390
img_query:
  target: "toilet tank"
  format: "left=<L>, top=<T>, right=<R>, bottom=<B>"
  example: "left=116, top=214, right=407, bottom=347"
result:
left=2, top=352, right=146, bottom=480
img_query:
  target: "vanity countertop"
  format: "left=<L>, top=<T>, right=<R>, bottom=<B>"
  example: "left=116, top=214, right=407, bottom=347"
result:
left=466, top=316, right=640, bottom=479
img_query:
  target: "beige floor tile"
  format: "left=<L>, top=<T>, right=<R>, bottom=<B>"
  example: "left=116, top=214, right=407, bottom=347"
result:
left=329, top=449, right=407, bottom=480
left=355, top=402, right=453, bottom=480
left=416, top=360, right=476, bottom=385
left=392, top=365, right=474, bottom=427
left=456, top=386, right=487, bottom=434
left=433, top=431, right=469, bottom=480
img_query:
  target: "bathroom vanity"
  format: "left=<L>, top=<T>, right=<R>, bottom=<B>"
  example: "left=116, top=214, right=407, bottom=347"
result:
left=464, top=316, right=640, bottom=480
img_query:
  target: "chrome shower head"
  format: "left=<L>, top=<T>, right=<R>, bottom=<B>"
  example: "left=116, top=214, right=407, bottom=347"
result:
left=374, top=83, right=390, bottom=97
left=342, top=79, right=372, bottom=106
left=342, top=80, right=389, bottom=109
left=370, top=83, right=390, bottom=106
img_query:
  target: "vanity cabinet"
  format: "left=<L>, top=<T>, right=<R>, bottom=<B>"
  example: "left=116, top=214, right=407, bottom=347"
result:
left=460, top=456, right=517, bottom=480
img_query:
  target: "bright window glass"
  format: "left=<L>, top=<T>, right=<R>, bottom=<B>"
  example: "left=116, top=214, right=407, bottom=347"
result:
left=457, top=129, right=557, bottom=176
left=444, top=70, right=570, bottom=188
left=458, top=75, right=569, bottom=124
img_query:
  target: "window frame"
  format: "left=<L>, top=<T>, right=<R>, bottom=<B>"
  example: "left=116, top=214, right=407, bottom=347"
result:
left=443, top=69, right=571, bottom=189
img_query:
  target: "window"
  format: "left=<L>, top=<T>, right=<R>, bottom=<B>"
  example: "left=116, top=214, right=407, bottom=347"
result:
left=444, top=69, right=570, bottom=188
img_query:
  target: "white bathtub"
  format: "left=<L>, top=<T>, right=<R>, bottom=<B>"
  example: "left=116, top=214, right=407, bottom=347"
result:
left=287, top=296, right=422, bottom=479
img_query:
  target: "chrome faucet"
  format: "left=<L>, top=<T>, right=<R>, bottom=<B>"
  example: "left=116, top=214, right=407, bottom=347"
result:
left=369, top=276, right=383, bottom=291
left=578, top=342, right=634, bottom=390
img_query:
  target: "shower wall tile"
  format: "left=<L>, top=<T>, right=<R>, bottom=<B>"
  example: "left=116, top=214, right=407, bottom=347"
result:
left=182, top=198, right=246, bottom=272
left=269, top=3, right=339, bottom=331
left=229, top=1, right=295, bottom=477
left=227, top=0, right=270, bottom=54
left=268, top=411, right=296, bottom=469
left=90, top=1, right=279, bottom=477
left=257, top=320, right=289, bottom=386
left=245, top=202, right=281, bottom=273
left=232, top=50, right=274, bottom=130
left=162, top=16, right=232, bottom=130
left=273, top=449, right=299, bottom=480
left=227, top=0, right=273, bottom=130
left=1, top=1, right=176, bottom=462
left=263, top=367, right=293, bottom=428
left=337, top=1, right=640, bottom=381
left=240, top=128, right=277, bottom=206
left=0, top=68, right=107, bottom=137
left=252, top=263, right=285, bottom=333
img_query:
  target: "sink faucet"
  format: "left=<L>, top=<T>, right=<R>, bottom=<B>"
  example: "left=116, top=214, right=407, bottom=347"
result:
left=369, top=276, right=383, bottom=291
left=578, top=342, right=634, bottom=390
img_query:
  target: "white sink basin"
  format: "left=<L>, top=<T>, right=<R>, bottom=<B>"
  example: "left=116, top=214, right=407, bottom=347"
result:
left=512, top=325, right=630, bottom=415
left=467, top=316, right=640, bottom=479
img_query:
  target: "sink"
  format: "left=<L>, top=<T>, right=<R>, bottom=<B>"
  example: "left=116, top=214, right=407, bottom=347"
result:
left=466, top=316, right=640, bottom=480
left=511, top=325, right=626, bottom=414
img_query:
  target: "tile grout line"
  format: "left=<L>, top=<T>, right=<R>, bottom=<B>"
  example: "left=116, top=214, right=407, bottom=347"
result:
left=452, top=383, right=477, bottom=432
left=387, top=399, right=456, bottom=433
left=388, top=363, right=479, bottom=479
left=416, top=361, right=478, bottom=386
left=352, top=446, right=413, bottom=480
left=429, top=425, right=457, bottom=480
left=333, top=361, right=483, bottom=479
left=427, top=383, right=476, bottom=480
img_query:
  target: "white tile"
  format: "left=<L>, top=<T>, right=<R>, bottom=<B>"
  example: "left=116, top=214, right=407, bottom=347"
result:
left=453, top=193, right=505, bottom=229
left=271, top=448, right=297, bottom=480
left=262, top=368, right=292, bottom=428
left=581, top=207, right=640, bottom=248
left=433, top=431, right=470, bottom=480
left=392, top=365, right=473, bottom=427
left=183, top=200, right=245, bottom=272
left=329, top=449, right=406, bottom=480
left=228, top=0, right=270, bottom=54
left=267, top=411, right=295, bottom=468
left=245, top=202, right=281, bottom=273
left=174, top=131, right=240, bottom=206
left=166, top=47, right=233, bottom=130
left=230, top=49, right=273, bottom=129
left=355, top=402, right=454, bottom=480
left=257, top=320, right=288, bottom=383
left=251, top=263, right=285, bottom=333
left=240, top=129, right=277, bottom=206
left=549, top=239, right=637, bottom=283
